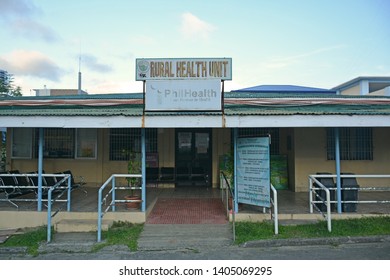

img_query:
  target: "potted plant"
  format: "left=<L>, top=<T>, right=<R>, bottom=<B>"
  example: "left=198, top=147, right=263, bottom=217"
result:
left=124, top=152, right=142, bottom=209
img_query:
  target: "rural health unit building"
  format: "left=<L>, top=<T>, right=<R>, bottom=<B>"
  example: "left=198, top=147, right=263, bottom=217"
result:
left=1, top=58, right=390, bottom=227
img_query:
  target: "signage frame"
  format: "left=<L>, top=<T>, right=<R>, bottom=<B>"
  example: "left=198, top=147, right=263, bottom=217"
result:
left=145, top=79, right=222, bottom=111
left=136, top=57, right=232, bottom=81
left=236, top=136, right=271, bottom=208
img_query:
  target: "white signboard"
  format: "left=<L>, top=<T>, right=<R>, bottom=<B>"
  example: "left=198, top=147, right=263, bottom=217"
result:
left=236, top=137, right=271, bottom=207
left=136, top=58, right=232, bottom=81
left=145, top=80, right=221, bottom=111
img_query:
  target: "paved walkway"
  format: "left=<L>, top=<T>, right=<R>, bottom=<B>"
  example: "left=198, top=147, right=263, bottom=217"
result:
left=146, top=197, right=227, bottom=224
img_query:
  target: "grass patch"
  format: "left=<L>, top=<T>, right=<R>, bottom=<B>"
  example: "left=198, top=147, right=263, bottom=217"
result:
left=235, top=216, right=390, bottom=245
left=94, top=221, right=143, bottom=252
left=0, top=226, right=47, bottom=256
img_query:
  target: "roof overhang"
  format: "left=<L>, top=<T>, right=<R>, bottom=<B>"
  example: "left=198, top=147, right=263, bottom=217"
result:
left=1, top=114, right=390, bottom=128
left=1, top=94, right=390, bottom=128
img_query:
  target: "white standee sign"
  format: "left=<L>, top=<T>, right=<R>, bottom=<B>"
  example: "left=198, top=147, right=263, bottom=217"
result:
left=145, top=80, right=221, bottom=111
left=236, top=137, right=271, bottom=208
left=136, top=58, right=232, bottom=81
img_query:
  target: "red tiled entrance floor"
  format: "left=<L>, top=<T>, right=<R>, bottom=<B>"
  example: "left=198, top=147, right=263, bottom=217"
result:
left=146, top=198, right=228, bottom=224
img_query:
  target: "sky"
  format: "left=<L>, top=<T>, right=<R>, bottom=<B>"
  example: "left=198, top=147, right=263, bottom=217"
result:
left=0, top=0, right=389, bottom=96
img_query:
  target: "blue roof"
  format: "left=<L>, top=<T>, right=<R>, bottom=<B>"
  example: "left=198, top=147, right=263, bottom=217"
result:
left=232, top=85, right=336, bottom=94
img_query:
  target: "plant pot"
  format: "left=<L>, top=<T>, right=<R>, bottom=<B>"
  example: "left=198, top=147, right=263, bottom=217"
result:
left=124, top=195, right=141, bottom=210
left=228, top=197, right=243, bottom=211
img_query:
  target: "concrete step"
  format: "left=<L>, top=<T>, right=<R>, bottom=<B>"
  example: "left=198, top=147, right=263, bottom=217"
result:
left=138, top=224, right=233, bottom=251
left=39, top=232, right=98, bottom=253
left=55, top=219, right=113, bottom=233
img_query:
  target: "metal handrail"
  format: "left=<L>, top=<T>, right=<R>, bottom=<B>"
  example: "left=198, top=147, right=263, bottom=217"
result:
left=270, top=184, right=279, bottom=235
left=309, top=175, right=332, bottom=232
left=46, top=174, right=72, bottom=242
left=97, top=174, right=142, bottom=242
left=220, top=171, right=235, bottom=242
left=310, top=174, right=390, bottom=205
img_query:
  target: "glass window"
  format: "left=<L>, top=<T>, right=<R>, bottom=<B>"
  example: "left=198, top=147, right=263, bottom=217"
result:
left=12, top=128, right=32, bottom=158
left=76, top=128, right=97, bottom=159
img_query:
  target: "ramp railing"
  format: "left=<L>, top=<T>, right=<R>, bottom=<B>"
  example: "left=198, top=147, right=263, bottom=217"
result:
left=308, top=175, right=332, bottom=232
left=220, top=171, right=235, bottom=242
left=97, top=174, right=142, bottom=242
left=46, top=174, right=72, bottom=242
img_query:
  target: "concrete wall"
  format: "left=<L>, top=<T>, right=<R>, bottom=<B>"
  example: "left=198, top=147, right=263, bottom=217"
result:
left=340, top=84, right=360, bottom=95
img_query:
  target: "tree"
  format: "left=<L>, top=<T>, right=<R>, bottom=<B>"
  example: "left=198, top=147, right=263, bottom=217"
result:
left=0, top=72, right=22, bottom=97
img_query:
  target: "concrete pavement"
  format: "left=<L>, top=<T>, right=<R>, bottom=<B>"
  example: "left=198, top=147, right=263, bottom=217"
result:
left=1, top=233, right=389, bottom=260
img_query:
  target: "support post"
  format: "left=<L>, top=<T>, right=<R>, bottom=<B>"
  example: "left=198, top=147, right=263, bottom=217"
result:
left=335, top=128, right=342, bottom=213
left=233, top=128, right=239, bottom=213
left=38, top=128, right=44, bottom=211
left=141, top=128, right=146, bottom=212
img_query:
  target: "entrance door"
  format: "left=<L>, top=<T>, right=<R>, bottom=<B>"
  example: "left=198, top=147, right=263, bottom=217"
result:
left=175, top=129, right=212, bottom=187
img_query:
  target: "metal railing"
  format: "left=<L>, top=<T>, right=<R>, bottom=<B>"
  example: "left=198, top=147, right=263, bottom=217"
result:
left=46, top=174, right=72, bottom=242
left=309, top=173, right=390, bottom=232
left=0, top=173, right=71, bottom=208
left=308, top=175, right=332, bottom=232
left=310, top=174, right=390, bottom=206
left=270, top=184, right=279, bottom=235
left=97, top=174, right=142, bottom=242
left=220, top=171, right=235, bottom=241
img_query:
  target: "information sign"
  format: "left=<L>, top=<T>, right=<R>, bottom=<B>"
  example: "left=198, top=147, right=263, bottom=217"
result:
left=236, top=137, right=271, bottom=207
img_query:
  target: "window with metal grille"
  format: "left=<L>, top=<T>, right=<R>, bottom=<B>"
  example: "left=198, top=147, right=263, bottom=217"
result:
left=232, top=128, right=280, bottom=155
left=327, top=128, right=373, bottom=160
left=146, top=128, right=158, bottom=153
left=109, top=128, right=157, bottom=161
left=33, top=128, right=75, bottom=158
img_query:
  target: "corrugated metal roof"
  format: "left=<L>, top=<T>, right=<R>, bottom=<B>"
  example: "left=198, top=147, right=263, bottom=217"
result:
left=0, top=106, right=144, bottom=117
left=223, top=104, right=390, bottom=116
left=1, top=92, right=390, bottom=117
left=0, top=93, right=143, bottom=101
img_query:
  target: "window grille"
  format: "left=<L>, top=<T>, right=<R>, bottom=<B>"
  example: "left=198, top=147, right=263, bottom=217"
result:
left=146, top=128, right=158, bottom=153
left=109, top=128, right=157, bottom=161
left=234, top=128, right=280, bottom=155
left=33, top=128, right=75, bottom=158
left=327, top=128, right=373, bottom=160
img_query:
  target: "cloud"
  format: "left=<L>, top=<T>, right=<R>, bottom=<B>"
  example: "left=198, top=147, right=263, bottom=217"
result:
left=180, top=12, right=216, bottom=40
left=0, top=50, right=65, bottom=81
left=0, top=0, right=59, bottom=42
left=0, top=0, right=38, bottom=17
left=81, top=54, right=113, bottom=73
left=11, top=19, right=59, bottom=42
